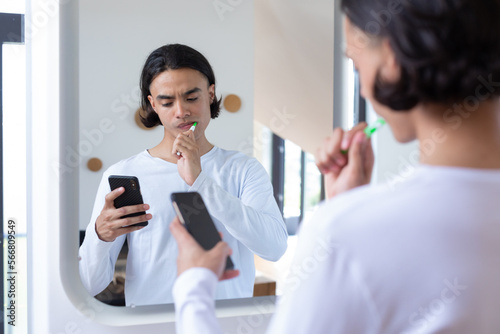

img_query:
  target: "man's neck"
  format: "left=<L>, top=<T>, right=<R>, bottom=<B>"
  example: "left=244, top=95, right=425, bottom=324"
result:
left=148, top=132, right=214, bottom=163
left=416, top=99, right=500, bottom=169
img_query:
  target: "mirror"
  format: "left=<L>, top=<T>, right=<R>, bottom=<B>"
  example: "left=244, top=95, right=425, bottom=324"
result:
left=77, top=0, right=287, bottom=308
left=75, top=0, right=416, bottom=312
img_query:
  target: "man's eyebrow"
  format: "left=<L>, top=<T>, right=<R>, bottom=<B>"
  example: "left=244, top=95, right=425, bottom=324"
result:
left=155, top=88, right=201, bottom=100
left=184, top=87, right=201, bottom=96
left=156, top=94, right=173, bottom=100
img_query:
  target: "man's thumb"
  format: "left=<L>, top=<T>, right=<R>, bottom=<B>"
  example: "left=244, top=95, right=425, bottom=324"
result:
left=347, top=131, right=367, bottom=171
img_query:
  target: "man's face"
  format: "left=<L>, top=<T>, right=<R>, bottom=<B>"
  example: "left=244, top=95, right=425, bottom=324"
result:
left=344, top=17, right=416, bottom=143
left=147, top=68, right=215, bottom=141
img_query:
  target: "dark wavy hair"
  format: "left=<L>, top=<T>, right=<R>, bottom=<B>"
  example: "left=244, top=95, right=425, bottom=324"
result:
left=341, top=0, right=500, bottom=111
left=139, top=44, right=222, bottom=127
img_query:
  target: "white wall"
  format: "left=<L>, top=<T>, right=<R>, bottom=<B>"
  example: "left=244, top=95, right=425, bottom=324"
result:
left=78, top=0, right=255, bottom=229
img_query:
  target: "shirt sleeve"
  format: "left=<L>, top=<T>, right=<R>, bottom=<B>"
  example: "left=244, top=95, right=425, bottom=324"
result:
left=78, top=172, right=126, bottom=296
left=173, top=268, right=223, bottom=334
left=190, top=158, right=288, bottom=261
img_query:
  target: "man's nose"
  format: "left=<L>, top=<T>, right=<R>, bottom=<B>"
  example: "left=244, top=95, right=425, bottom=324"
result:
left=174, top=100, right=190, bottom=118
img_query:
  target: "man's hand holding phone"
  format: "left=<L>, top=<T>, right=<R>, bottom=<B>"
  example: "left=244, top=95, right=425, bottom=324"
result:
left=170, top=216, right=239, bottom=281
left=95, top=187, right=152, bottom=242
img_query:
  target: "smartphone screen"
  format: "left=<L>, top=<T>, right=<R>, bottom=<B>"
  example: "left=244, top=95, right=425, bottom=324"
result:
left=108, top=175, right=149, bottom=227
left=171, top=191, right=234, bottom=270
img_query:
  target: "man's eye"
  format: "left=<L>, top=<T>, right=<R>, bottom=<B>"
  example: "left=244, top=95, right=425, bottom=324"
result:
left=187, top=97, right=198, bottom=102
left=162, top=102, right=173, bottom=107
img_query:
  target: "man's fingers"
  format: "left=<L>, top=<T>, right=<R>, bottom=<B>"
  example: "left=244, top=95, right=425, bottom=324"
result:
left=315, top=128, right=346, bottom=173
left=363, top=137, right=375, bottom=179
left=103, top=212, right=151, bottom=230
left=350, top=121, right=368, bottom=133
left=341, top=122, right=368, bottom=151
left=220, top=269, right=240, bottom=281
left=212, top=240, right=232, bottom=256
left=347, top=131, right=367, bottom=173
left=169, top=216, right=200, bottom=249
left=326, top=128, right=346, bottom=165
left=211, top=241, right=233, bottom=261
left=171, top=218, right=238, bottom=281
left=96, top=221, right=146, bottom=242
left=211, top=242, right=238, bottom=281
left=169, top=216, right=187, bottom=239
left=174, top=143, right=195, bottom=157
left=96, top=199, right=150, bottom=241
left=113, top=203, right=149, bottom=218
left=104, top=187, right=125, bottom=208
left=116, top=213, right=152, bottom=228
left=183, top=129, right=195, bottom=138
left=172, top=136, right=197, bottom=157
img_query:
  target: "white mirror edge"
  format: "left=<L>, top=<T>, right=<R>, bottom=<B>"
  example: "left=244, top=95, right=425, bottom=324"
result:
left=56, top=0, right=276, bottom=326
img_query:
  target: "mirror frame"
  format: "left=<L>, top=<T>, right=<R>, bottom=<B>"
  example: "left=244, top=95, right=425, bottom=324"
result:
left=58, top=0, right=276, bottom=326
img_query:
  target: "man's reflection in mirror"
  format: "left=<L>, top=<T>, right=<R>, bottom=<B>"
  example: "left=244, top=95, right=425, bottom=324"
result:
left=79, top=44, right=287, bottom=306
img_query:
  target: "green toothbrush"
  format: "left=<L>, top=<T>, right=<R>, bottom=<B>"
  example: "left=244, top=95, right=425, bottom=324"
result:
left=189, top=122, right=198, bottom=132
left=341, top=118, right=386, bottom=154
left=176, top=122, right=198, bottom=156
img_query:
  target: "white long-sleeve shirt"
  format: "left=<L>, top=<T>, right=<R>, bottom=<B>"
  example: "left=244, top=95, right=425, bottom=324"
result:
left=173, top=165, right=500, bottom=333
left=79, top=147, right=287, bottom=306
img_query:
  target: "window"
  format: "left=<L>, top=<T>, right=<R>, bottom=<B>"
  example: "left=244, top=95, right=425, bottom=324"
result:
left=254, top=124, right=323, bottom=235
left=282, top=140, right=322, bottom=234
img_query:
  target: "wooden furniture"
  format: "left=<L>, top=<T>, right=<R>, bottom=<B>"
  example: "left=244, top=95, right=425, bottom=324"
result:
left=253, top=276, right=277, bottom=297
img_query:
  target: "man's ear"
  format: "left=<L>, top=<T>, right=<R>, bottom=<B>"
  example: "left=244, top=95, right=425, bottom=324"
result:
left=208, top=84, right=215, bottom=103
left=380, top=39, right=400, bottom=82
left=147, top=95, right=157, bottom=113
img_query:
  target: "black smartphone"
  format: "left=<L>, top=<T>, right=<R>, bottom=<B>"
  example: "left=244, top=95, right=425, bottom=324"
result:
left=108, top=175, right=149, bottom=227
left=171, top=191, right=234, bottom=271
